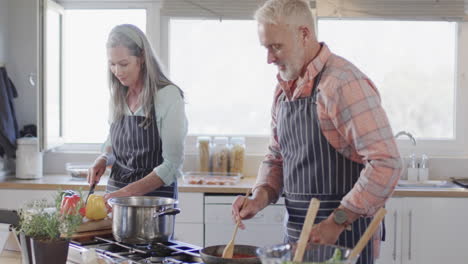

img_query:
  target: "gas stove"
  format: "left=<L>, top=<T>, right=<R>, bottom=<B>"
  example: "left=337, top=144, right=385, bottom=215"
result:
left=68, top=236, right=204, bottom=264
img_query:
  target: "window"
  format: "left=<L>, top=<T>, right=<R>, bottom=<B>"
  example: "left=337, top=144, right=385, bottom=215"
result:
left=169, top=19, right=276, bottom=136
left=317, top=20, right=457, bottom=140
left=62, top=9, right=146, bottom=144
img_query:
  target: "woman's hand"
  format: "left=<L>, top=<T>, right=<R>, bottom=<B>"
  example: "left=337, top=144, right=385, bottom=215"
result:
left=87, top=158, right=107, bottom=185
left=103, top=189, right=133, bottom=211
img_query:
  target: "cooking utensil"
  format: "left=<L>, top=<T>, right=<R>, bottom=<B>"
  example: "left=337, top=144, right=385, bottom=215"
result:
left=348, top=207, right=387, bottom=259
left=222, top=188, right=251, bottom=258
left=108, top=196, right=180, bottom=244
left=293, top=198, right=320, bottom=262
left=85, top=182, right=96, bottom=205
left=257, top=207, right=387, bottom=264
left=201, top=244, right=261, bottom=264
left=451, top=177, right=468, bottom=188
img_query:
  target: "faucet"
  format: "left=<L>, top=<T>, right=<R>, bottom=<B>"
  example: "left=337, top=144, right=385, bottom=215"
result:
left=395, top=131, right=416, bottom=146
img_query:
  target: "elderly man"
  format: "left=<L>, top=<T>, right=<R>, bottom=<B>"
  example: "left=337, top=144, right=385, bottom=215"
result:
left=231, top=0, right=402, bottom=263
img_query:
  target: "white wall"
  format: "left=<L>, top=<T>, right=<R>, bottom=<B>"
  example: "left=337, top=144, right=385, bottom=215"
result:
left=0, top=0, right=8, bottom=64
left=5, top=0, right=38, bottom=129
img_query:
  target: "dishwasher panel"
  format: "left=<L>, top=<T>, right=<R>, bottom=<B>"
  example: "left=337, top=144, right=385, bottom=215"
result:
left=204, top=195, right=286, bottom=247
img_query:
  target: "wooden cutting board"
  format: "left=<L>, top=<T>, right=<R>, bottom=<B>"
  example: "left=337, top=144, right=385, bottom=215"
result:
left=70, top=229, right=113, bottom=242
left=76, top=218, right=112, bottom=233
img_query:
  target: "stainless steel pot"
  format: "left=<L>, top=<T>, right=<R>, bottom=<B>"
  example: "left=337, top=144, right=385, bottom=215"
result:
left=108, top=196, right=180, bottom=244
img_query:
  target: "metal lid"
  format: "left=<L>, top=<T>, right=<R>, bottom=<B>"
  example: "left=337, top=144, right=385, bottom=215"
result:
left=16, top=137, right=38, bottom=145
left=108, top=196, right=178, bottom=207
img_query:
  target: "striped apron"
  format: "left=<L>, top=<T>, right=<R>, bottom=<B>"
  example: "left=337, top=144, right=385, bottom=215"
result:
left=107, top=108, right=177, bottom=199
left=277, top=69, right=373, bottom=264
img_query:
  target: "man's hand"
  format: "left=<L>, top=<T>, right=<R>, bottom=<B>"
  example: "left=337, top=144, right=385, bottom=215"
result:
left=231, top=187, right=271, bottom=229
left=309, top=217, right=345, bottom=245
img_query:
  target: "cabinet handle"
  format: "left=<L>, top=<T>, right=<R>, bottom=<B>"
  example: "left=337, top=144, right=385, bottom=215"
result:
left=392, top=211, right=397, bottom=261
left=408, top=210, right=412, bottom=261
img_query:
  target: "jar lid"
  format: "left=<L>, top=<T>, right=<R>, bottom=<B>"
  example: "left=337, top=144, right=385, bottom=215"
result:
left=213, top=136, right=228, bottom=145
left=197, top=136, right=211, bottom=142
left=230, top=137, right=245, bottom=144
left=17, top=137, right=38, bottom=145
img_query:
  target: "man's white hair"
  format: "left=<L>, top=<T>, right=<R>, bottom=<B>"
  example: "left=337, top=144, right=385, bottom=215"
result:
left=254, top=0, right=315, bottom=31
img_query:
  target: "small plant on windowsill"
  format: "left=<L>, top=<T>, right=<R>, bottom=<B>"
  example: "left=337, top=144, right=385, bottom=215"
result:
left=16, top=191, right=84, bottom=264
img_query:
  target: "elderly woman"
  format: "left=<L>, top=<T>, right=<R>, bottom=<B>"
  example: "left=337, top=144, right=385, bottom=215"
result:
left=88, top=24, right=187, bottom=200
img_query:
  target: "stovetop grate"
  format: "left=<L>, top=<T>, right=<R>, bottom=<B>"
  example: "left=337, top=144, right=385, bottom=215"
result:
left=69, top=236, right=204, bottom=264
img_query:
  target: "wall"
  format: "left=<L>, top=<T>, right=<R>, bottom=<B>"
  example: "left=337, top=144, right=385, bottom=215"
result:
left=0, top=0, right=7, bottom=64
left=6, top=0, right=38, bottom=129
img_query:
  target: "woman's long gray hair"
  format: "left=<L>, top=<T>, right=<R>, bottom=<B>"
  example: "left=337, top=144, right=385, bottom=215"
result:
left=106, top=24, right=181, bottom=128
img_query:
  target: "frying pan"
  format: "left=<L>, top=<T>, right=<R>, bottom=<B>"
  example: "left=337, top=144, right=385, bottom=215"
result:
left=200, top=244, right=261, bottom=264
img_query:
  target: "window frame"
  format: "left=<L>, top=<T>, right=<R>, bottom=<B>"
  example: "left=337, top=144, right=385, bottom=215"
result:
left=44, top=3, right=468, bottom=158
left=42, top=1, right=160, bottom=154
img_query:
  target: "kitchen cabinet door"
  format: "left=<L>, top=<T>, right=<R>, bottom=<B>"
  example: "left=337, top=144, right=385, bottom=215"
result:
left=376, top=197, right=403, bottom=264
left=402, top=197, right=468, bottom=264
left=377, top=197, right=468, bottom=264
left=174, top=192, right=204, bottom=246
left=174, top=223, right=204, bottom=247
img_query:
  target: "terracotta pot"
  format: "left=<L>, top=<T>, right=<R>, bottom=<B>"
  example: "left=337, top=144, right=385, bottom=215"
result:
left=30, top=238, right=69, bottom=264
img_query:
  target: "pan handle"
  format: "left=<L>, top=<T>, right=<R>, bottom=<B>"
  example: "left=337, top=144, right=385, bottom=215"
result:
left=153, top=208, right=181, bottom=218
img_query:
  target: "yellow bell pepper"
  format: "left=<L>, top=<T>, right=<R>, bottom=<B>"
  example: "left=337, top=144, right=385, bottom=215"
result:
left=85, top=194, right=108, bottom=220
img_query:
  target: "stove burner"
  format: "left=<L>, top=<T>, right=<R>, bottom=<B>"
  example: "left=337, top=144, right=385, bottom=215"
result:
left=143, top=256, right=166, bottom=263
left=69, top=236, right=204, bottom=264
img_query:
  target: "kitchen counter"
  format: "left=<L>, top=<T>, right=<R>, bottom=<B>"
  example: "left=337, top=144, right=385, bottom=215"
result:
left=1, top=174, right=468, bottom=197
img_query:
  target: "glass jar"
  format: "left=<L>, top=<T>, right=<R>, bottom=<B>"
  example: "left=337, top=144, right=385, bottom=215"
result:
left=211, top=136, right=229, bottom=173
left=196, top=136, right=211, bottom=172
left=229, top=137, right=245, bottom=175
left=16, top=137, right=43, bottom=179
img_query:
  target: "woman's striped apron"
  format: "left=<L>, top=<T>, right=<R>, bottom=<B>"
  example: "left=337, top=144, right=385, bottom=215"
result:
left=277, top=69, right=373, bottom=264
left=107, top=108, right=176, bottom=199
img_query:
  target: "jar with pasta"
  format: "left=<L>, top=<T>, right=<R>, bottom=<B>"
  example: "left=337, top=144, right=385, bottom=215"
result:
left=196, top=136, right=211, bottom=172
left=229, top=137, right=245, bottom=175
left=211, top=136, right=229, bottom=173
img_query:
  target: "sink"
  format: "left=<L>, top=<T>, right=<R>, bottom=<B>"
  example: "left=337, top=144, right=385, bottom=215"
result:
left=397, top=180, right=458, bottom=188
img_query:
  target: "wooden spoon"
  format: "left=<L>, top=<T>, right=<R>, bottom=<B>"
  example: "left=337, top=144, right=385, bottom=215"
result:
left=293, top=198, right=321, bottom=262
left=348, top=207, right=387, bottom=260
left=222, top=188, right=252, bottom=259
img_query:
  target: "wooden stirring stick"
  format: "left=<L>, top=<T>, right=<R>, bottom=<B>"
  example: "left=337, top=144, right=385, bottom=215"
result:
left=348, top=207, right=387, bottom=260
left=222, top=188, right=252, bottom=259
left=293, top=198, right=321, bottom=262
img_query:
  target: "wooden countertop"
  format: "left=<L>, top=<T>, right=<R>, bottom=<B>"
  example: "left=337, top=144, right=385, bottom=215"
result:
left=1, top=174, right=468, bottom=197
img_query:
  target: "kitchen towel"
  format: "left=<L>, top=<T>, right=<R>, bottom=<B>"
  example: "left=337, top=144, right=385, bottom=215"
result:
left=0, top=66, right=19, bottom=158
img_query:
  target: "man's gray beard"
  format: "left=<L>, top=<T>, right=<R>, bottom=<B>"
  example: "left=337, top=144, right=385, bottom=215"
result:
left=279, top=68, right=299, bottom=81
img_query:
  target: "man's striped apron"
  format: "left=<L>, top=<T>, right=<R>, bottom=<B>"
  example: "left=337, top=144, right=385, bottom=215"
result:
left=277, top=69, right=373, bottom=264
left=107, top=108, right=176, bottom=199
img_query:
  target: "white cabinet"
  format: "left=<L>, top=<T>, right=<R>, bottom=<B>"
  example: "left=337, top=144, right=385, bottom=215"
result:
left=204, top=195, right=286, bottom=248
left=174, top=192, right=204, bottom=246
left=377, top=197, right=468, bottom=264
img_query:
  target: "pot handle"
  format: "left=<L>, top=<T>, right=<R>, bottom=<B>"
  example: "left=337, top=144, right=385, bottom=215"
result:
left=153, top=208, right=181, bottom=218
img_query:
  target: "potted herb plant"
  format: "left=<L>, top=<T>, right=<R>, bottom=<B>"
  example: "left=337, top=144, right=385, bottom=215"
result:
left=16, top=191, right=83, bottom=264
